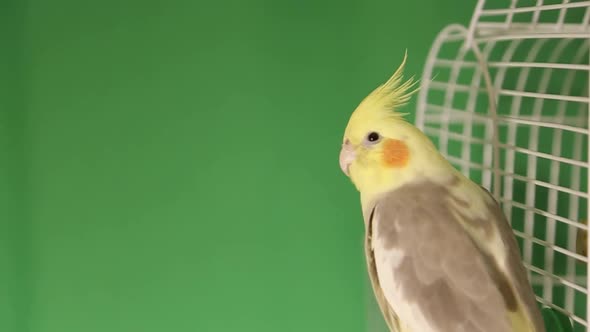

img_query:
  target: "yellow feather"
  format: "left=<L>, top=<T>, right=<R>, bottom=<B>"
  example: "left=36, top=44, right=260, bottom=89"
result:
left=353, top=50, right=420, bottom=121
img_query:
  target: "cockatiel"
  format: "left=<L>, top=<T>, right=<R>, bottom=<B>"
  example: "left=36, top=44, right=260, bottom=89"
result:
left=339, top=53, right=546, bottom=332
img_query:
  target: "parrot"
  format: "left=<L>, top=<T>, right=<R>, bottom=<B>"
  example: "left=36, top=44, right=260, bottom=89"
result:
left=338, top=52, right=546, bottom=332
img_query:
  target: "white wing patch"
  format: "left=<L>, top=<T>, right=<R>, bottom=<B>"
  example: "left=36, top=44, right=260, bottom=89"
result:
left=372, top=213, right=437, bottom=332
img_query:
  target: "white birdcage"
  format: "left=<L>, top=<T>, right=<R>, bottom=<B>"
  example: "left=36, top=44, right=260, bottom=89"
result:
left=412, top=0, right=590, bottom=330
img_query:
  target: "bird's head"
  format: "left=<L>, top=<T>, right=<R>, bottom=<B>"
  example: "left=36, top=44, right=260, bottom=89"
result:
left=339, top=52, right=449, bottom=197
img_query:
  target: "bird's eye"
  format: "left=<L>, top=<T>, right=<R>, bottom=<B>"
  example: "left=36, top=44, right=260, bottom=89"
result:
left=367, top=132, right=380, bottom=143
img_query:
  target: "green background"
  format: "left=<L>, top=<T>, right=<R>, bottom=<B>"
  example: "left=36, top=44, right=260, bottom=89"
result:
left=1, top=1, right=473, bottom=331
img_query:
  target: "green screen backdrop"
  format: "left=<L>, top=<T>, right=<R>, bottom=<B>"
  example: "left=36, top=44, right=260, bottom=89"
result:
left=1, top=1, right=473, bottom=331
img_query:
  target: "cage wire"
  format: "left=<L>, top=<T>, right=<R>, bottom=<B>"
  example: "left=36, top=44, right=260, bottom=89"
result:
left=411, top=0, right=590, bottom=331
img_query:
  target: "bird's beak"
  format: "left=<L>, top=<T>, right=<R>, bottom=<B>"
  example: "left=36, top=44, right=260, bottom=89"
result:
left=339, top=140, right=356, bottom=177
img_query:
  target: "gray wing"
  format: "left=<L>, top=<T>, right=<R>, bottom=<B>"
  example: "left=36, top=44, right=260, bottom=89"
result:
left=478, top=185, right=546, bottom=332
left=371, top=178, right=519, bottom=332
left=364, top=206, right=402, bottom=332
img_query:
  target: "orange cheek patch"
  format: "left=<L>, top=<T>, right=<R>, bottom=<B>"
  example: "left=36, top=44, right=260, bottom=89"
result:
left=382, top=139, right=410, bottom=168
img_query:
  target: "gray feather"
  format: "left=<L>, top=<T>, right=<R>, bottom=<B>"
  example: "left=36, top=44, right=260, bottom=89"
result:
left=364, top=176, right=545, bottom=332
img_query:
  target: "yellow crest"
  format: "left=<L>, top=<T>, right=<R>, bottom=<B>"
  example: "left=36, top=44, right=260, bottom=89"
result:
left=352, top=51, right=420, bottom=120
